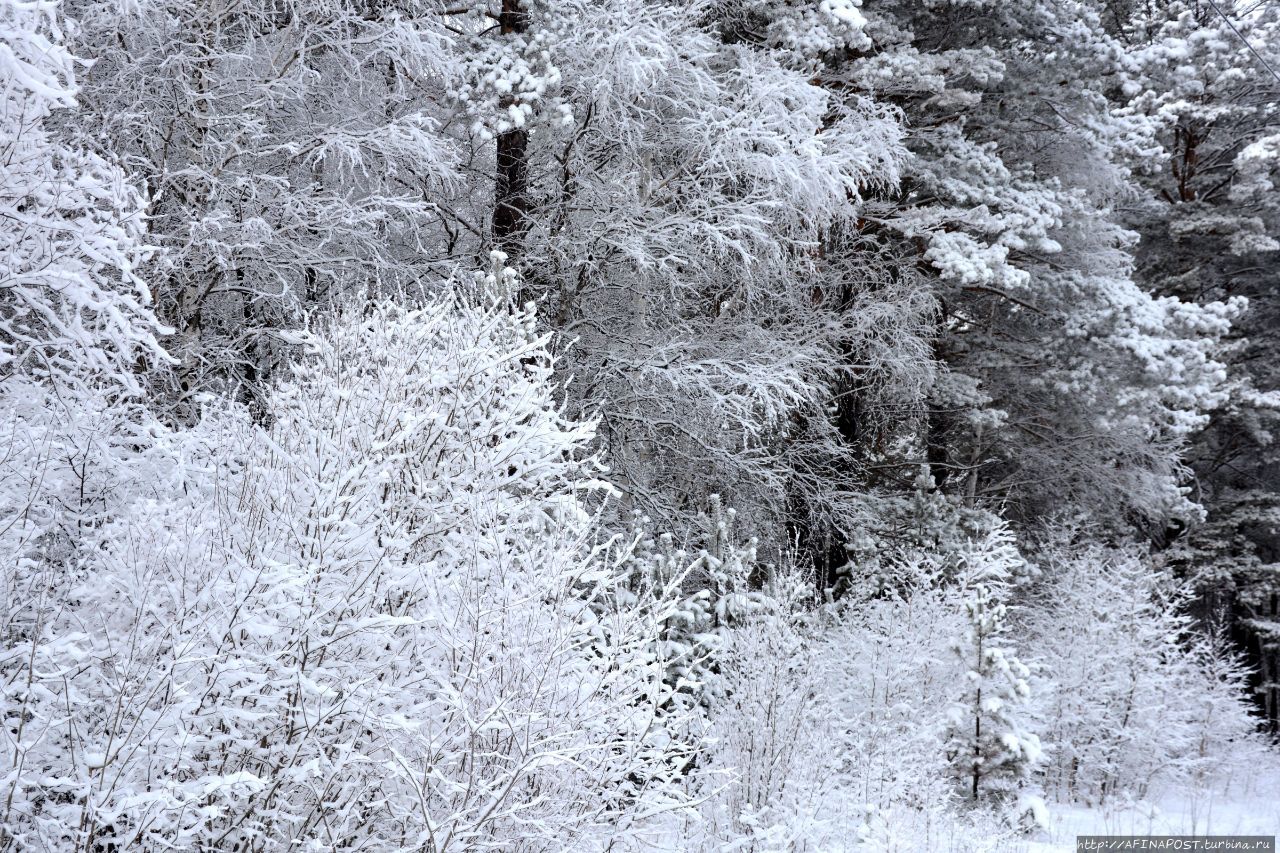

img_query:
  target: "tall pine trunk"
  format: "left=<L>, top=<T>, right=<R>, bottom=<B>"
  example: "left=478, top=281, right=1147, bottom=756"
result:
left=493, top=0, right=530, bottom=263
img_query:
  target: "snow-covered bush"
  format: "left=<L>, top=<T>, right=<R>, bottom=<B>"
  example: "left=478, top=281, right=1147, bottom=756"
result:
left=687, top=523, right=1047, bottom=850
left=0, top=0, right=166, bottom=392
left=686, top=560, right=835, bottom=850
left=618, top=496, right=769, bottom=713
left=1025, top=544, right=1266, bottom=805
left=0, top=379, right=190, bottom=851
left=804, top=571, right=970, bottom=849
left=0, top=289, right=698, bottom=851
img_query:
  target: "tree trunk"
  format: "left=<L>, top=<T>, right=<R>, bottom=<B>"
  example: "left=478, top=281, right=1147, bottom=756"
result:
left=493, top=0, right=530, bottom=263
left=972, top=683, right=982, bottom=801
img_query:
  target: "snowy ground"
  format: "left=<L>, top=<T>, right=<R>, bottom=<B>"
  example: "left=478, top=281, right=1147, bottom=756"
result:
left=1020, top=771, right=1280, bottom=852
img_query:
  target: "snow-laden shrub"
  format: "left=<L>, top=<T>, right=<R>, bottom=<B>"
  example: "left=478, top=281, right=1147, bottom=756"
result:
left=685, top=562, right=835, bottom=850
left=1, top=0, right=167, bottom=391
left=817, top=573, right=962, bottom=830
left=688, top=524, right=1045, bottom=850
left=617, top=496, right=769, bottom=714
left=0, top=378, right=209, bottom=852
left=1024, top=545, right=1267, bottom=805
left=1, top=292, right=697, bottom=851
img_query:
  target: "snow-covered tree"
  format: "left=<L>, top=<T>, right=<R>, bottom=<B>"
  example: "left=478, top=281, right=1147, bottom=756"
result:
left=945, top=584, right=1041, bottom=804
left=1024, top=539, right=1265, bottom=803
left=1115, top=0, right=1280, bottom=731
left=941, top=528, right=1042, bottom=805
left=456, top=0, right=915, bottom=555
left=619, top=495, right=768, bottom=713
left=63, top=0, right=463, bottom=408
left=1, top=0, right=166, bottom=391
left=843, top=0, right=1238, bottom=531
left=0, top=278, right=700, bottom=851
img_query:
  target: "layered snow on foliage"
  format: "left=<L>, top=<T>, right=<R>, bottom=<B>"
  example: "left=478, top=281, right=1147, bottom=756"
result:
left=3, top=0, right=1280, bottom=849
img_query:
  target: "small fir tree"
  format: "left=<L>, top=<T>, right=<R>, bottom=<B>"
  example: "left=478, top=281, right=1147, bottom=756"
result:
left=945, top=584, right=1042, bottom=804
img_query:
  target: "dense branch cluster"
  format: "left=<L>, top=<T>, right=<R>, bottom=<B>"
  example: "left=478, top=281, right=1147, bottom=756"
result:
left=2, top=0, right=1278, bottom=849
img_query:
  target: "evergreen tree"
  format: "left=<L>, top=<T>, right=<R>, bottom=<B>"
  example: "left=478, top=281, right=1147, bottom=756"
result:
left=836, top=0, right=1238, bottom=532
left=943, top=535, right=1042, bottom=805
left=1115, top=0, right=1280, bottom=730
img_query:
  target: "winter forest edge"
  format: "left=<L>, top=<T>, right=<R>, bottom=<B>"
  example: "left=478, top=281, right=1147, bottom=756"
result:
left=3, top=0, right=1280, bottom=849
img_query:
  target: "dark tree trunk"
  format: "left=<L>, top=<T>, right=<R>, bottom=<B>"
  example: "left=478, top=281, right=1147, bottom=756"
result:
left=493, top=0, right=530, bottom=262
left=925, top=298, right=954, bottom=492
left=972, top=685, right=982, bottom=802
left=927, top=408, right=952, bottom=492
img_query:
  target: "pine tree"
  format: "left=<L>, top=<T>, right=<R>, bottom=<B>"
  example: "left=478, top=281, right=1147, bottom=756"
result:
left=1114, top=0, right=1280, bottom=731
left=945, top=586, right=1041, bottom=804
left=840, top=0, right=1238, bottom=531
left=942, top=578, right=1039, bottom=804
left=619, top=495, right=767, bottom=712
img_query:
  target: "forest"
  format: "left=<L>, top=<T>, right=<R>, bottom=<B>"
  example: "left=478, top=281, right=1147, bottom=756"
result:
left=2, top=0, right=1280, bottom=849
